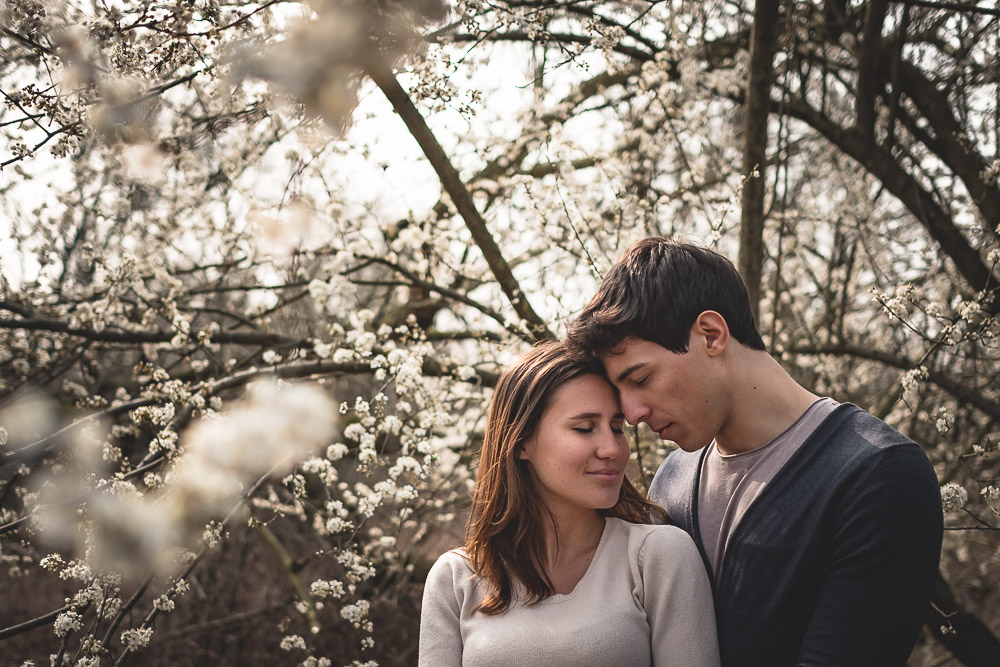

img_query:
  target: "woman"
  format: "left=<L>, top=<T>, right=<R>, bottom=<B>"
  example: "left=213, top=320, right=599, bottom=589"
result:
left=419, top=342, right=719, bottom=666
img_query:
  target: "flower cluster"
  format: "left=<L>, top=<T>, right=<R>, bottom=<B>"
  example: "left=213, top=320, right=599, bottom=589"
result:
left=940, top=483, right=968, bottom=513
left=121, top=627, right=153, bottom=652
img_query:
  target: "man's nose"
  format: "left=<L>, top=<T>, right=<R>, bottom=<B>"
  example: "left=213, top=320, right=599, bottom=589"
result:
left=621, top=394, right=648, bottom=426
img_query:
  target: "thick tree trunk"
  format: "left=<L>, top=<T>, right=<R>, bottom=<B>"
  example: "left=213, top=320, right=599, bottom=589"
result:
left=738, top=0, right=780, bottom=323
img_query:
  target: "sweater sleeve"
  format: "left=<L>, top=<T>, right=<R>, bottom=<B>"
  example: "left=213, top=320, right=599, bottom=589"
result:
left=797, top=444, right=943, bottom=666
left=640, top=526, right=721, bottom=667
left=418, top=551, right=467, bottom=667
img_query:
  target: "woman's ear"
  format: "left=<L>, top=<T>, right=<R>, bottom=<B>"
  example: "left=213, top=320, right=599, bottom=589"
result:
left=516, top=439, right=533, bottom=460
left=692, top=310, right=730, bottom=357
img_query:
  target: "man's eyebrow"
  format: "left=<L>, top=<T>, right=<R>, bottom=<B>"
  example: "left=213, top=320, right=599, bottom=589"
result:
left=615, top=362, right=645, bottom=384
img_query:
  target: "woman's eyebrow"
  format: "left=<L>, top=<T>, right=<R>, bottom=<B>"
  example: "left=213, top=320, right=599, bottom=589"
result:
left=567, top=412, right=625, bottom=420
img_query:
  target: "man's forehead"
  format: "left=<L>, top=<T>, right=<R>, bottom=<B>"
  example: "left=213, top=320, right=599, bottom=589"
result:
left=599, top=336, right=647, bottom=361
left=598, top=339, right=647, bottom=381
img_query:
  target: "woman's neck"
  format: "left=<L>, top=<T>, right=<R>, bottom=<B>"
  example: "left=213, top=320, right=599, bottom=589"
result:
left=542, top=509, right=606, bottom=594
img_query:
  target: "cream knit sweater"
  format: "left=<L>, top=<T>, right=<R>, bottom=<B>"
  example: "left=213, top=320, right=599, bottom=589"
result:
left=419, top=518, right=720, bottom=667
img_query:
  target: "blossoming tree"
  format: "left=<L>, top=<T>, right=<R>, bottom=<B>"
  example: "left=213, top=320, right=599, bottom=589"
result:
left=1, top=0, right=999, bottom=665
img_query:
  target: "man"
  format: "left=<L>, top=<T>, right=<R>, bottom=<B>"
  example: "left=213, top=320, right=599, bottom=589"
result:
left=566, top=237, right=943, bottom=666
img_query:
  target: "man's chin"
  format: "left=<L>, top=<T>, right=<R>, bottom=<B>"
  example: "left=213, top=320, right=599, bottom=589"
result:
left=673, top=438, right=712, bottom=453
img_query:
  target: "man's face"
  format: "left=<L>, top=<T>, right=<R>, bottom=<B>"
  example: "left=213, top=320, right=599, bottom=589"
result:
left=600, top=335, right=722, bottom=452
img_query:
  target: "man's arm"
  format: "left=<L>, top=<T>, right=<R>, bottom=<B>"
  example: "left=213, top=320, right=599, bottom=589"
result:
left=797, top=444, right=943, bottom=666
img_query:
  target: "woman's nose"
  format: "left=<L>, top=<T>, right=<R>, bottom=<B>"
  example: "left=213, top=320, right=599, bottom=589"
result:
left=596, top=429, right=624, bottom=459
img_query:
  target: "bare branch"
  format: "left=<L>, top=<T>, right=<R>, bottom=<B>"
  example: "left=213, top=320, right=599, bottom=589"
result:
left=362, top=49, right=554, bottom=342
left=788, top=342, right=1000, bottom=422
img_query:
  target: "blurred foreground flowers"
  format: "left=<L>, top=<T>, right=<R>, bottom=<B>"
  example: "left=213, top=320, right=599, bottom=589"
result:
left=239, top=0, right=449, bottom=131
left=40, top=380, right=337, bottom=579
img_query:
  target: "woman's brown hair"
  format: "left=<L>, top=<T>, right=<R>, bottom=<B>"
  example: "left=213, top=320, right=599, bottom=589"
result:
left=465, top=340, right=668, bottom=615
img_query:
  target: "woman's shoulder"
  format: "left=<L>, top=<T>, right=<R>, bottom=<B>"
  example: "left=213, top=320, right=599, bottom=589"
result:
left=606, top=520, right=708, bottom=595
left=609, top=517, right=696, bottom=545
left=607, top=519, right=701, bottom=565
left=428, top=547, right=472, bottom=573
left=423, top=547, right=487, bottom=613
left=426, top=548, right=477, bottom=588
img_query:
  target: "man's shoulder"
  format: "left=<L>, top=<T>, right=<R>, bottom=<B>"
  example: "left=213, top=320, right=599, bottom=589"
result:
left=817, top=403, right=924, bottom=459
left=658, top=445, right=704, bottom=473
left=647, top=447, right=704, bottom=524
left=650, top=447, right=702, bottom=489
left=790, top=403, right=938, bottom=498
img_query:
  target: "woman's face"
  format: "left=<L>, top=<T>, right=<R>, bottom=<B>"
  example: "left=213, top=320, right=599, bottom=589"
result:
left=518, top=373, right=630, bottom=518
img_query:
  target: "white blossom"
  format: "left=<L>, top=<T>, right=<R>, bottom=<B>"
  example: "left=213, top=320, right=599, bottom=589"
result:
left=120, top=627, right=153, bottom=651
left=310, top=579, right=345, bottom=599
left=901, top=366, right=928, bottom=392
left=59, top=560, right=92, bottom=581
left=54, top=611, right=83, bottom=637
left=983, top=486, right=1000, bottom=503
left=340, top=600, right=371, bottom=628
left=39, top=554, right=65, bottom=572
left=327, top=443, right=349, bottom=461
left=941, top=483, right=968, bottom=512
left=153, top=595, right=175, bottom=612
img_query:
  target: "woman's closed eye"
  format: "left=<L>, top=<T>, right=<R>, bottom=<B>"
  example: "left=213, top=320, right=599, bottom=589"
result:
left=572, top=421, right=625, bottom=434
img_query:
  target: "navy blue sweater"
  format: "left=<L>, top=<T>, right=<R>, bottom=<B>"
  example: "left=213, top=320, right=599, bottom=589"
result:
left=649, top=404, right=943, bottom=667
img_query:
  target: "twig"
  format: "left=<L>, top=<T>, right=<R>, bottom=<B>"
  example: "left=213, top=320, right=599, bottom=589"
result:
left=112, top=468, right=284, bottom=666
left=101, top=577, right=152, bottom=652
left=252, top=520, right=320, bottom=632
left=152, top=603, right=287, bottom=642
left=0, top=604, right=71, bottom=640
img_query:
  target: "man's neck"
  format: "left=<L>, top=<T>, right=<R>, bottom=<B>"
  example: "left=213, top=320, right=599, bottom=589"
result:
left=714, top=350, right=819, bottom=456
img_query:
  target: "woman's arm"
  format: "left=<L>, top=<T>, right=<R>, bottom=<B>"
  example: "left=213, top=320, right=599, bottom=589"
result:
left=641, top=526, right=721, bottom=667
left=418, top=551, right=466, bottom=667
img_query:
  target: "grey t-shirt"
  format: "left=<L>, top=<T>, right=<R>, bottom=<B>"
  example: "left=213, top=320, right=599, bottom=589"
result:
left=698, top=398, right=839, bottom=580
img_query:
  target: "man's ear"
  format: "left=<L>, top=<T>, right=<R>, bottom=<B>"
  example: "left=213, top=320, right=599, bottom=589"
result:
left=692, top=310, right=730, bottom=357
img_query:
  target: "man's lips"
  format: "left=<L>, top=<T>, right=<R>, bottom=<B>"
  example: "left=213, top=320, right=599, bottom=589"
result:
left=656, top=423, right=674, bottom=439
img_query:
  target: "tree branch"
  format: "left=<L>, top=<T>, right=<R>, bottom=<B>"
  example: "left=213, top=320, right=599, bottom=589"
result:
left=0, top=317, right=300, bottom=346
left=890, top=58, right=1000, bottom=238
left=0, top=603, right=71, bottom=640
left=350, top=253, right=529, bottom=341
left=788, top=342, right=1000, bottom=422
left=362, top=49, right=553, bottom=342
left=778, top=96, right=1000, bottom=309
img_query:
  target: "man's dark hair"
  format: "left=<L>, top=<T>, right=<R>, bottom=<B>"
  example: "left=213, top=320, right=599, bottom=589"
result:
left=566, top=237, right=766, bottom=356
